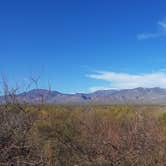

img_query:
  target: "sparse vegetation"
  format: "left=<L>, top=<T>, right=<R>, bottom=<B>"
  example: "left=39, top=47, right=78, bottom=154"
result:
left=1, top=102, right=166, bottom=165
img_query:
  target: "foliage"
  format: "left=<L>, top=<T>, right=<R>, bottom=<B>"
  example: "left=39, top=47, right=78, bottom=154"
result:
left=1, top=104, right=166, bottom=165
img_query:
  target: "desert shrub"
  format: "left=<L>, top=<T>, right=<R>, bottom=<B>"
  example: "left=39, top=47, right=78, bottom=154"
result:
left=0, top=104, right=44, bottom=165
left=34, top=105, right=166, bottom=166
left=0, top=103, right=166, bottom=165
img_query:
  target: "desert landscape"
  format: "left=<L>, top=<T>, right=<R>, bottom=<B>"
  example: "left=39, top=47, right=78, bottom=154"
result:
left=1, top=0, right=166, bottom=165
left=1, top=88, right=166, bottom=165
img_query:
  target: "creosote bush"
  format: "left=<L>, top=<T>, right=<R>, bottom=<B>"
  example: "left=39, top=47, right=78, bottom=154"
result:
left=1, top=103, right=166, bottom=165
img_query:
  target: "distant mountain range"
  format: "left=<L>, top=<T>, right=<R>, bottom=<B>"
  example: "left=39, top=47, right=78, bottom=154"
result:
left=1, top=87, right=166, bottom=105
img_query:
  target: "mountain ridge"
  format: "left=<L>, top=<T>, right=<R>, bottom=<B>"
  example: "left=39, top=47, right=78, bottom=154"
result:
left=2, top=87, right=166, bottom=105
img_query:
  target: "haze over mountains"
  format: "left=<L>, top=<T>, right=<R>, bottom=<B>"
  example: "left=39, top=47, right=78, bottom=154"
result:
left=2, top=87, right=166, bottom=105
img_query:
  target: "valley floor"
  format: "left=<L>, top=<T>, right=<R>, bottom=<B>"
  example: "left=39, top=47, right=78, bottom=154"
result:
left=0, top=104, right=166, bottom=165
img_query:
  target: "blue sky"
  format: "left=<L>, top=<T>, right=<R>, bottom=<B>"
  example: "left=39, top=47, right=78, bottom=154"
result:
left=1, top=0, right=166, bottom=93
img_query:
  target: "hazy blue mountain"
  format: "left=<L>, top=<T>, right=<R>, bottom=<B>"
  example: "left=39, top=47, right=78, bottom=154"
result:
left=2, top=87, right=166, bottom=105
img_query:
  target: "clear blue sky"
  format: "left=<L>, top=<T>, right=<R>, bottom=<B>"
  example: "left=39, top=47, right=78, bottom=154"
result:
left=1, top=0, right=166, bottom=93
